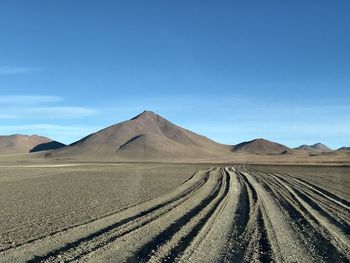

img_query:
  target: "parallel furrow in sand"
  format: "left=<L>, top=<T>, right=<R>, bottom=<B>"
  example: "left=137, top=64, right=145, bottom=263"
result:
left=177, top=167, right=240, bottom=263
left=0, top=169, right=211, bottom=263
left=246, top=166, right=350, bottom=261
left=240, top=172, right=273, bottom=263
left=249, top=167, right=350, bottom=227
left=267, top=172, right=350, bottom=258
left=143, top=168, right=232, bottom=263
left=249, top=169, right=346, bottom=262
left=276, top=172, right=350, bottom=209
left=220, top=170, right=274, bottom=263
left=80, top=168, right=223, bottom=263
left=30, top=171, right=211, bottom=263
left=1, top=165, right=349, bottom=263
left=223, top=170, right=251, bottom=262
left=250, top=166, right=350, bottom=210
left=272, top=172, right=350, bottom=227
left=248, top=166, right=350, bottom=216
left=0, top=177, right=183, bottom=251
left=241, top=170, right=313, bottom=263
left=129, top=168, right=227, bottom=263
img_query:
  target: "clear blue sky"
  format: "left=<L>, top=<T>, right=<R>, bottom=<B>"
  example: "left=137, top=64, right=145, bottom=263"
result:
left=0, top=1, right=349, bottom=148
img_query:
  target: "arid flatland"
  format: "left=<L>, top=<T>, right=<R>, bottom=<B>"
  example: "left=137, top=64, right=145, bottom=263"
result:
left=0, top=163, right=348, bottom=262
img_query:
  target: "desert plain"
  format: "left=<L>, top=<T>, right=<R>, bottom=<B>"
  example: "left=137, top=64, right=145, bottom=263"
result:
left=0, top=160, right=349, bottom=263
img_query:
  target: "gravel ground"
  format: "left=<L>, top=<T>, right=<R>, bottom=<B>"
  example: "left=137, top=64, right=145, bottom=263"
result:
left=0, top=164, right=208, bottom=256
left=0, top=164, right=349, bottom=262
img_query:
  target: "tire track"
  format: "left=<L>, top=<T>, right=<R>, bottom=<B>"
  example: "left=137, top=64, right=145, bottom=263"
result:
left=0, top=165, right=349, bottom=263
left=81, top=168, right=224, bottom=263
left=242, top=170, right=314, bottom=262
left=0, top=169, right=211, bottom=263
left=221, top=170, right=275, bottom=263
left=130, top=170, right=226, bottom=262
left=249, top=169, right=346, bottom=262
left=0, top=176, right=183, bottom=252
left=29, top=171, right=211, bottom=262
left=272, top=172, right=350, bottom=226
left=246, top=166, right=350, bottom=261
left=267, top=172, right=350, bottom=258
left=177, top=167, right=240, bottom=263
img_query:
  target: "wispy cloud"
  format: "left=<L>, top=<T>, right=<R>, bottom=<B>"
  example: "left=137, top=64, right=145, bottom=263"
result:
left=0, top=66, right=40, bottom=75
left=0, top=95, right=98, bottom=119
left=0, top=95, right=62, bottom=104
left=22, top=106, right=98, bottom=119
left=0, top=94, right=99, bottom=142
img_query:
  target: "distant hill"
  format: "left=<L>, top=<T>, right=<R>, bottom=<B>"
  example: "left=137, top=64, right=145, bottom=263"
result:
left=338, top=147, right=350, bottom=151
left=3, top=112, right=348, bottom=164
left=232, top=138, right=290, bottom=155
left=47, top=111, right=232, bottom=161
left=296, top=143, right=332, bottom=152
left=0, top=134, right=65, bottom=154
left=29, top=140, right=66, bottom=153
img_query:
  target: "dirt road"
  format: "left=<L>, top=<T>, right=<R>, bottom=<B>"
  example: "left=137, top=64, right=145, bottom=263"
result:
left=0, top=166, right=349, bottom=262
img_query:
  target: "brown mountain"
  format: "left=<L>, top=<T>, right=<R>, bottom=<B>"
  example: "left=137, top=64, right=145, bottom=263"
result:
left=296, top=143, right=332, bottom=153
left=0, top=134, right=65, bottom=154
left=232, top=138, right=290, bottom=155
left=29, top=140, right=66, bottom=153
left=338, top=147, right=350, bottom=151
left=48, top=111, right=232, bottom=161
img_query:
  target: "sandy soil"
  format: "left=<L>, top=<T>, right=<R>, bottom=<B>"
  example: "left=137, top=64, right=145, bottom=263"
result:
left=0, top=164, right=209, bottom=259
left=0, top=164, right=349, bottom=262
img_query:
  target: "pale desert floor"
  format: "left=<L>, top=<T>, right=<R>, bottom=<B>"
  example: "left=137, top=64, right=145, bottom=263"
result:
left=0, top=163, right=349, bottom=262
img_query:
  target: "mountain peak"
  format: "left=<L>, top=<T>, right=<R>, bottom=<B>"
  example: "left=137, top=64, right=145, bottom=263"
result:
left=49, top=110, right=230, bottom=160
left=338, top=147, right=350, bottom=151
left=251, top=138, right=268, bottom=143
left=312, top=143, right=326, bottom=147
left=0, top=134, right=65, bottom=154
left=296, top=143, right=331, bottom=152
left=131, top=110, right=159, bottom=120
left=233, top=138, right=289, bottom=155
left=311, top=143, right=332, bottom=151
